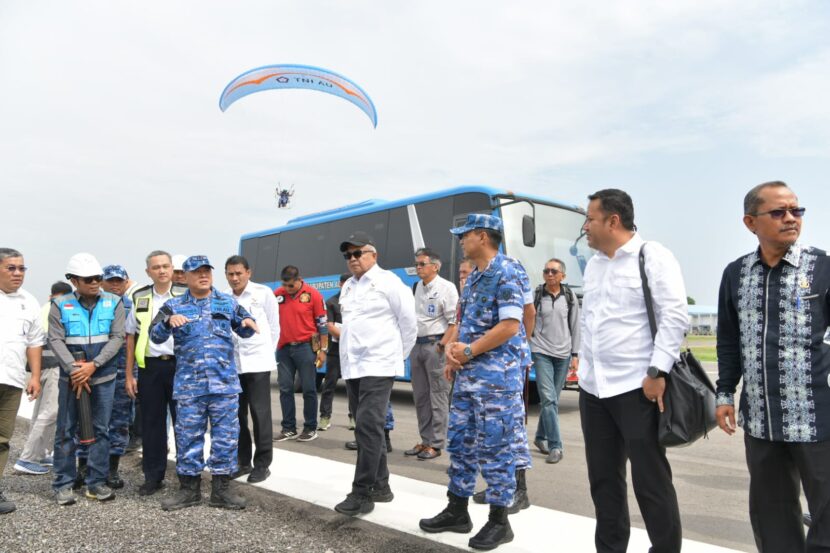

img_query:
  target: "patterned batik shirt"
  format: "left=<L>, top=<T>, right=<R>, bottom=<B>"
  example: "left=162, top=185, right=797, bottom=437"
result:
left=716, top=244, right=830, bottom=442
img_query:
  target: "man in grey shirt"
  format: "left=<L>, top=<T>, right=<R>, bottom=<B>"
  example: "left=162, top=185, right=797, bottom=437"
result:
left=529, top=258, right=579, bottom=464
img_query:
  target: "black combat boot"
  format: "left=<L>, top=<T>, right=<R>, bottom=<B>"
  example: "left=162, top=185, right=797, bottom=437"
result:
left=507, top=468, right=530, bottom=514
left=419, top=491, right=474, bottom=534
left=72, top=458, right=87, bottom=490
left=469, top=505, right=514, bottom=551
left=161, top=475, right=202, bottom=511
left=107, top=455, right=124, bottom=489
left=209, top=474, right=246, bottom=510
left=472, top=489, right=487, bottom=504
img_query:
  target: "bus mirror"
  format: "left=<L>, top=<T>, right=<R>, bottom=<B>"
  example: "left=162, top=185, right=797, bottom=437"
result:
left=522, top=215, right=536, bottom=247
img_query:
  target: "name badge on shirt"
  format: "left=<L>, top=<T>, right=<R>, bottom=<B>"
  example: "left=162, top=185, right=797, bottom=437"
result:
left=136, top=298, right=150, bottom=312
left=427, top=304, right=436, bottom=316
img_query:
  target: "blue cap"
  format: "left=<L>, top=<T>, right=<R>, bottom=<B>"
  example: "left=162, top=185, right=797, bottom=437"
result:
left=449, top=214, right=504, bottom=235
left=183, top=255, right=214, bottom=272
left=102, top=265, right=128, bottom=281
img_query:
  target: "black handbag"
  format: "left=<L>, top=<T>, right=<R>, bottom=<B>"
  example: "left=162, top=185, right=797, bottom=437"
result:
left=639, top=244, right=718, bottom=447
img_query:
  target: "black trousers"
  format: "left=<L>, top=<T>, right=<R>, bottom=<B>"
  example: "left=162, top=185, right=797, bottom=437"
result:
left=346, top=376, right=394, bottom=496
left=138, top=357, right=177, bottom=482
left=320, top=352, right=347, bottom=418
left=580, top=388, right=682, bottom=553
left=238, top=371, right=273, bottom=470
left=745, top=434, right=830, bottom=552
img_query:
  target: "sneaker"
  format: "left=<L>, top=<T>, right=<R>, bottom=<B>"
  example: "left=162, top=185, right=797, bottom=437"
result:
left=39, top=456, right=54, bottom=467
left=14, top=459, right=49, bottom=475
left=138, top=480, right=165, bottom=496
left=0, top=491, right=16, bottom=514
left=85, top=484, right=115, bottom=501
left=273, top=430, right=298, bottom=442
left=247, top=467, right=271, bottom=484
left=297, top=429, right=318, bottom=442
left=348, top=415, right=356, bottom=430
left=369, top=485, right=394, bottom=503
left=546, top=448, right=563, bottom=464
left=334, top=493, right=374, bottom=516
left=318, top=416, right=331, bottom=431
left=533, top=438, right=550, bottom=455
left=55, top=487, right=76, bottom=506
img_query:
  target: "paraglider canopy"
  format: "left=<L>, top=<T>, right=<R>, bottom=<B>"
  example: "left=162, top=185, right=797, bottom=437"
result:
left=219, top=64, right=378, bottom=128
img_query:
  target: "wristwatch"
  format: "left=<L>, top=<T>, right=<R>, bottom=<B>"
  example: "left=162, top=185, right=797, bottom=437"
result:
left=463, top=345, right=474, bottom=360
left=647, top=366, right=667, bottom=379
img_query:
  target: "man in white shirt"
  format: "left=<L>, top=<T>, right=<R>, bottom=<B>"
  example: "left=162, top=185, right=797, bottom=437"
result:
left=124, top=250, right=186, bottom=496
left=578, top=189, right=688, bottom=553
left=224, top=255, right=279, bottom=484
left=405, top=247, right=457, bottom=461
left=334, top=232, right=417, bottom=517
left=0, top=248, right=44, bottom=514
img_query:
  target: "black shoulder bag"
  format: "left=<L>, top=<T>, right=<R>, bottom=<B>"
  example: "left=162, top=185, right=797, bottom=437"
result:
left=639, top=243, right=717, bottom=447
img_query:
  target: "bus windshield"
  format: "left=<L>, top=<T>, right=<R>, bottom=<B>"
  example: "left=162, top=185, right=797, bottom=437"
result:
left=500, top=200, right=593, bottom=292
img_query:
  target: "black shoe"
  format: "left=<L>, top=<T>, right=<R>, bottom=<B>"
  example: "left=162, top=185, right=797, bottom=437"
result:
left=385, top=430, right=393, bottom=453
left=804, top=512, right=813, bottom=527
left=107, top=455, right=124, bottom=489
left=335, top=493, right=374, bottom=516
left=72, top=458, right=88, bottom=490
left=247, top=467, right=271, bottom=484
left=469, top=505, right=514, bottom=550
left=209, top=475, right=246, bottom=510
left=138, top=480, right=165, bottom=496
left=345, top=440, right=358, bottom=451
left=472, top=489, right=487, bottom=504
left=232, top=465, right=253, bottom=480
left=419, top=492, right=473, bottom=534
left=161, top=475, right=202, bottom=511
left=0, top=491, right=15, bottom=515
left=369, top=485, right=394, bottom=503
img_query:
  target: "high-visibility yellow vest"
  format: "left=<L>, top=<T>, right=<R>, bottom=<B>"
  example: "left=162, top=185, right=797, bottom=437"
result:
left=130, top=284, right=186, bottom=368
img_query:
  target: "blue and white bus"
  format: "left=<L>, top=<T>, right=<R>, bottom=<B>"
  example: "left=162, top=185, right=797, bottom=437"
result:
left=239, top=185, right=593, bottom=383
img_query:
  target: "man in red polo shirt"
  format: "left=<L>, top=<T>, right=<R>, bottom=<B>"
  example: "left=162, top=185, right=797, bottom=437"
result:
left=273, top=265, right=328, bottom=443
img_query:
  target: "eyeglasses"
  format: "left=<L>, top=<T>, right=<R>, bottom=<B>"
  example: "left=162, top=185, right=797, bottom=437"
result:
left=543, top=268, right=561, bottom=275
left=753, top=207, right=806, bottom=219
left=3, top=265, right=27, bottom=273
left=415, top=261, right=435, bottom=268
left=343, top=250, right=373, bottom=260
left=81, top=275, right=103, bottom=284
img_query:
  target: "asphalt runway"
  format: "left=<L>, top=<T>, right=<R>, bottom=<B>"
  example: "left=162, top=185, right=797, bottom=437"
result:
left=270, top=363, right=762, bottom=552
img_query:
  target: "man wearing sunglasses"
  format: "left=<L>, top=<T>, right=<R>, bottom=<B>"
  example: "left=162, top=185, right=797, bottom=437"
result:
left=716, top=181, right=829, bottom=551
left=49, top=253, right=125, bottom=505
left=405, top=247, right=458, bottom=461
left=334, top=232, right=417, bottom=517
left=0, top=248, right=44, bottom=515
left=273, top=265, right=328, bottom=443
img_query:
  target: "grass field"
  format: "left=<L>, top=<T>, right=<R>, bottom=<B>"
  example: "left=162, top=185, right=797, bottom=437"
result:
left=686, top=335, right=717, bottom=362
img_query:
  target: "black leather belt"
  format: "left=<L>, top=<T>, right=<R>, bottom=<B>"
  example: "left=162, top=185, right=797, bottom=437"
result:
left=146, top=355, right=174, bottom=361
left=416, top=334, right=443, bottom=344
left=286, top=340, right=311, bottom=347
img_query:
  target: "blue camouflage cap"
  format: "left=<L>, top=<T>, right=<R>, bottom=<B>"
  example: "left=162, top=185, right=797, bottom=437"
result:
left=183, top=255, right=214, bottom=272
left=449, top=213, right=504, bottom=235
left=102, top=264, right=128, bottom=281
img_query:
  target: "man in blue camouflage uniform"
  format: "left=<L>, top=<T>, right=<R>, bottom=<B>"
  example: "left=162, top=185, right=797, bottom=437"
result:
left=420, top=214, right=529, bottom=551
left=149, top=256, right=258, bottom=511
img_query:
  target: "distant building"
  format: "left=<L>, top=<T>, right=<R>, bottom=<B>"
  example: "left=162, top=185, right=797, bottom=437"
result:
left=688, top=305, right=717, bottom=335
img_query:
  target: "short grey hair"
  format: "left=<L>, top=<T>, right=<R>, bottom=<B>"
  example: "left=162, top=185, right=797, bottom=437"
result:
left=546, top=258, right=566, bottom=273
left=744, top=181, right=789, bottom=215
left=145, top=250, right=172, bottom=267
left=0, top=248, right=23, bottom=262
left=414, top=247, right=442, bottom=270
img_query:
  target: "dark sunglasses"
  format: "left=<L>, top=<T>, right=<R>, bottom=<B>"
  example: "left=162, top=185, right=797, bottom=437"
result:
left=543, top=268, right=561, bottom=275
left=343, top=250, right=372, bottom=260
left=81, top=275, right=103, bottom=284
left=415, top=261, right=435, bottom=268
left=3, top=265, right=27, bottom=273
left=753, top=207, right=806, bottom=219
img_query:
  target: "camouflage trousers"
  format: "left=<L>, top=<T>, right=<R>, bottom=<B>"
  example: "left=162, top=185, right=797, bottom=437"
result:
left=175, top=393, right=239, bottom=476
left=77, top=365, right=133, bottom=458
left=447, top=391, right=524, bottom=507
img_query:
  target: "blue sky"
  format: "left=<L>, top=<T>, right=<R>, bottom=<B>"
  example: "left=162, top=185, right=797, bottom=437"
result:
left=1, top=1, right=829, bottom=304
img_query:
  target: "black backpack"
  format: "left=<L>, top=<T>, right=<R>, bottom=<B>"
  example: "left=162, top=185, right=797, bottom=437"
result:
left=532, top=283, right=574, bottom=330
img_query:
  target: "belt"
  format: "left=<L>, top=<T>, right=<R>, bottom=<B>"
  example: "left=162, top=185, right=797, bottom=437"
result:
left=285, top=340, right=311, bottom=347
left=146, top=355, right=175, bottom=361
left=416, top=334, right=443, bottom=344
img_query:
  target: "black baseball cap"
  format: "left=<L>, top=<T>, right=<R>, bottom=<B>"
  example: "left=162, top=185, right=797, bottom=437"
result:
left=339, top=231, right=375, bottom=252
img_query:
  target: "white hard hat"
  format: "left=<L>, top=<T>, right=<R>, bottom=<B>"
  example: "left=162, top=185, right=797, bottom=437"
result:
left=65, top=253, right=104, bottom=278
left=172, top=254, right=187, bottom=271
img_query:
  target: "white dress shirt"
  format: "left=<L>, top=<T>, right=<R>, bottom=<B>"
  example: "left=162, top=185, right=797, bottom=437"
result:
left=0, top=288, right=46, bottom=389
left=125, top=285, right=175, bottom=356
left=224, top=281, right=279, bottom=374
left=578, top=233, right=689, bottom=398
left=414, top=274, right=458, bottom=337
left=339, top=264, right=417, bottom=379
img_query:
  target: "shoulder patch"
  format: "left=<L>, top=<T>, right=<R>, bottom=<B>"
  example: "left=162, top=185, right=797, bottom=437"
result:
left=501, top=289, right=513, bottom=301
